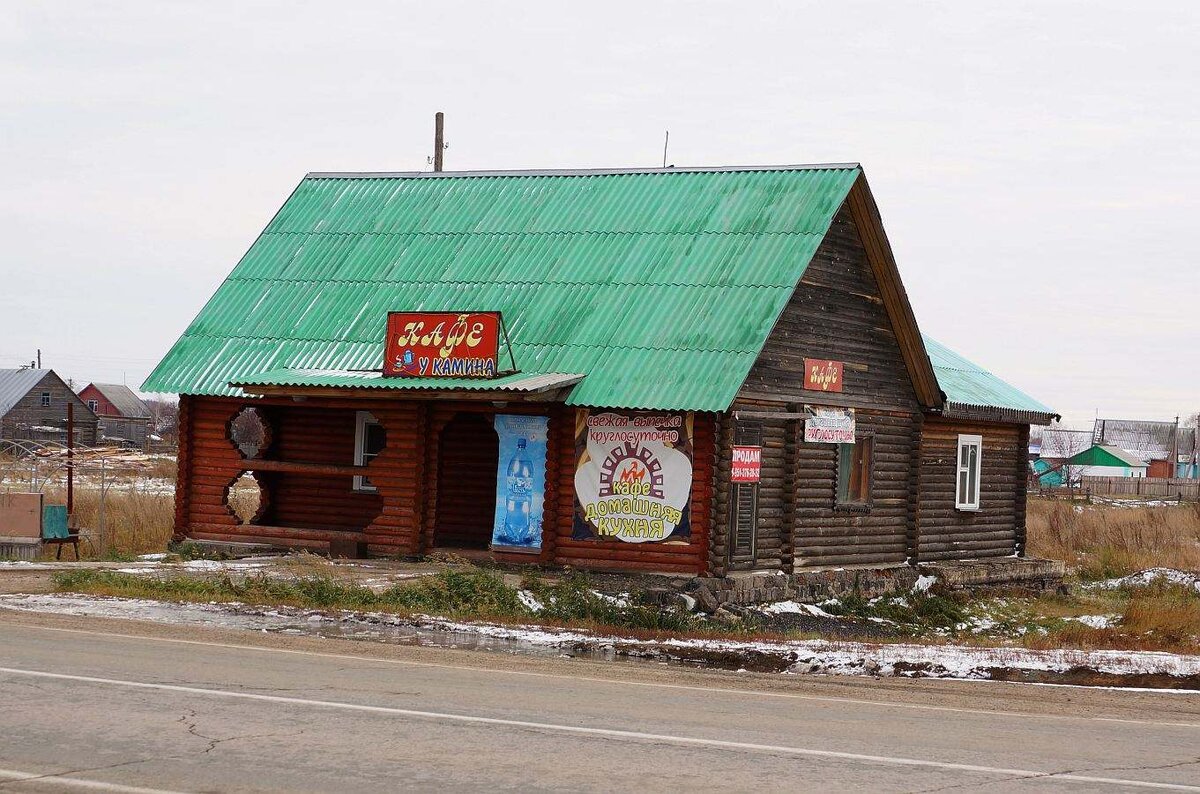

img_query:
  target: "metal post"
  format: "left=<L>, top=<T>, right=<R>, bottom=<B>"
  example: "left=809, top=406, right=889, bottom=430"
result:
left=66, top=402, right=74, bottom=515
left=434, top=112, right=445, bottom=172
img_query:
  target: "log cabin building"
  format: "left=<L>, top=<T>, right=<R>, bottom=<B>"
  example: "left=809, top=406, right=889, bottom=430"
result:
left=144, top=164, right=1056, bottom=576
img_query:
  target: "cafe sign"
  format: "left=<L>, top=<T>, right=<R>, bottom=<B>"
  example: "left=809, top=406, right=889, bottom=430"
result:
left=804, top=359, right=844, bottom=393
left=804, top=406, right=856, bottom=444
left=384, top=312, right=505, bottom=378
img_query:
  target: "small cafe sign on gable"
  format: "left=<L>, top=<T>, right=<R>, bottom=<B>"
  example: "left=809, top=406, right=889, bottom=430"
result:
left=384, top=312, right=505, bottom=378
left=804, top=359, right=844, bottom=393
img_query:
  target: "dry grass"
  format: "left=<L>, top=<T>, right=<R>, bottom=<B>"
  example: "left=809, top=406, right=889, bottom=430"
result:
left=45, top=486, right=175, bottom=558
left=1027, top=497, right=1200, bottom=580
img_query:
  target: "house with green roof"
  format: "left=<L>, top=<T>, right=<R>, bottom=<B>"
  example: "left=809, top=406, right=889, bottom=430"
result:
left=146, top=164, right=1056, bottom=580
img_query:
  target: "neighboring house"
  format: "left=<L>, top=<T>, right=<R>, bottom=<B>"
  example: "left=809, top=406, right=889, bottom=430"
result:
left=1092, top=418, right=1190, bottom=478
left=0, top=369, right=98, bottom=447
left=1067, top=444, right=1148, bottom=479
left=1178, top=428, right=1198, bottom=479
left=145, top=163, right=1057, bottom=572
left=77, top=383, right=151, bottom=450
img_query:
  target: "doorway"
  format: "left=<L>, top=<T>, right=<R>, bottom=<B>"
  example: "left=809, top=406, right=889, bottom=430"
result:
left=434, top=412, right=499, bottom=549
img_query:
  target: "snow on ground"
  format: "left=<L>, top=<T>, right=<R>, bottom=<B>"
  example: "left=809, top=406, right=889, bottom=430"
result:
left=1070, top=615, right=1118, bottom=629
left=759, top=600, right=833, bottom=618
left=2, top=592, right=1197, bottom=684
left=1089, top=568, right=1200, bottom=593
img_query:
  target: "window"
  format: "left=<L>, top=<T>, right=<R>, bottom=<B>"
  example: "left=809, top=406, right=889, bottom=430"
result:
left=87, top=399, right=98, bottom=413
left=353, top=411, right=386, bottom=492
left=40, top=392, right=51, bottom=407
left=836, top=434, right=873, bottom=507
left=956, top=434, right=982, bottom=510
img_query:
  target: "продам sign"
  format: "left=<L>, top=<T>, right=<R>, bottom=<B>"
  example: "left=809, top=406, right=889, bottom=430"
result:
left=804, top=359, right=844, bottom=392
left=384, top=312, right=502, bottom=378
left=731, top=445, right=761, bottom=483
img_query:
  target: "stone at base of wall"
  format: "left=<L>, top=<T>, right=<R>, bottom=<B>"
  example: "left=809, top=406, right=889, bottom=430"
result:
left=0, top=538, right=42, bottom=561
left=918, top=558, right=1066, bottom=594
left=684, top=558, right=1067, bottom=612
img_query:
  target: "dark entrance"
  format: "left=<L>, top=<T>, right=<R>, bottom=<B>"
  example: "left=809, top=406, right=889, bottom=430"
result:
left=434, top=412, right=499, bottom=549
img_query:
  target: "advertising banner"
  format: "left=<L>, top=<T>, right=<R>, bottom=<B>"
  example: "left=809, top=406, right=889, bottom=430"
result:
left=491, top=414, right=549, bottom=551
left=572, top=410, right=693, bottom=544
left=731, top=446, right=762, bottom=483
left=384, top=312, right=503, bottom=378
left=804, top=406, right=856, bottom=444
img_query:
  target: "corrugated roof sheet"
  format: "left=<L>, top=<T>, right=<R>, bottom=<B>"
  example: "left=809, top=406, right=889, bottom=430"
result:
left=1093, top=418, right=1177, bottom=460
left=0, top=369, right=50, bottom=417
left=234, top=369, right=584, bottom=393
left=1070, top=444, right=1148, bottom=468
left=88, top=384, right=150, bottom=418
left=143, top=165, right=862, bottom=411
left=924, top=336, right=1054, bottom=416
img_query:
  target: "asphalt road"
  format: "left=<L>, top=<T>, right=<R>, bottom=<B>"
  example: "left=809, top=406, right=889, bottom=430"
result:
left=0, top=610, right=1198, bottom=792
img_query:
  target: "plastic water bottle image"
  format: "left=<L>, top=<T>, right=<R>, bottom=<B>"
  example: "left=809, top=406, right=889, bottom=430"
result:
left=504, top=437, right=535, bottom=544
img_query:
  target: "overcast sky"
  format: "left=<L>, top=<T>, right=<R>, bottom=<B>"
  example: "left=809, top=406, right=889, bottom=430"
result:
left=2, top=1, right=1196, bottom=427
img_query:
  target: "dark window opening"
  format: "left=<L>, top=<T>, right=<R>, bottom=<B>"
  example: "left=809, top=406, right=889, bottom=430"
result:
left=729, top=421, right=762, bottom=564
left=836, top=434, right=873, bottom=508
left=40, top=392, right=51, bottom=407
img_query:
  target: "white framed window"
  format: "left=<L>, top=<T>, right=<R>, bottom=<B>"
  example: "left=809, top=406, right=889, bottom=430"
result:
left=87, top=399, right=98, bottom=412
left=955, top=434, right=982, bottom=511
left=353, top=411, right=386, bottom=493
left=40, top=392, right=51, bottom=407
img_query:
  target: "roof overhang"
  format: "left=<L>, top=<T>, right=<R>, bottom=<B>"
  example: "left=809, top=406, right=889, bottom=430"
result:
left=231, top=369, right=586, bottom=402
left=842, top=175, right=943, bottom=411
left=939, top=401, right=1061, bottom=426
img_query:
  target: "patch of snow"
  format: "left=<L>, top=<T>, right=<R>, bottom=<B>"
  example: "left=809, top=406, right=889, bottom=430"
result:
left=517, top=590, right=543, bottom=613
left=138, top=553, right=169, bottom=561
left=590, top=591, right=630, bottom=608
left=678, top=593, right=697, bottom=612
left=1089, top=568, right=1200, bottom=594
left=760, top=600, right=833, bottom=618
left=1070, top=615, right=1118, bottom=629
left=913, top=574, right=938, bottom=593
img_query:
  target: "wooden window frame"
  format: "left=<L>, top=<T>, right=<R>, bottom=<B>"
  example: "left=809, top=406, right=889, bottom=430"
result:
left=86, top=399, right=98, bottom=413
left=955, top=433, right=983, bottom=511
left=40, top=392, right=51, bottom=407
left=353, top=410, right=385, bottom=493
left=835, top=431, right=874, bottom=512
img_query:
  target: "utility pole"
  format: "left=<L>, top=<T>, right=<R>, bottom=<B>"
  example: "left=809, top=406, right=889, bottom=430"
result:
left=434, top=112, right=445, bottom=172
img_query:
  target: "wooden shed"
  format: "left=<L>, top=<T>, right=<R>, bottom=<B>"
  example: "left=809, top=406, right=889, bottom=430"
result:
left=144, top=164, right=1056, bottom=575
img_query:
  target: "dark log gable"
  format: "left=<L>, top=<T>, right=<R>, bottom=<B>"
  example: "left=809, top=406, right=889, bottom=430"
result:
left=716, top=204, right=924, bottom=574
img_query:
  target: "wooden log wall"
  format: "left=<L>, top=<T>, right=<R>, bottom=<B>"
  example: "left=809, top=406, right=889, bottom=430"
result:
left=723, top=203, right=923, bottom=569
left=552, top=411, right=716, bottom=575
left=177, top=396, right=716, bottom=573
left=916, top=418, right=1023, bottom=561
left=181, top=395, right=423, bottom=555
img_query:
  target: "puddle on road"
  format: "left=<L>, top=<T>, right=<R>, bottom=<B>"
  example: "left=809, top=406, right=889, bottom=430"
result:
left=3, top=594, right=1198, bottom=690
left=0, top=594, right=637, bottom=665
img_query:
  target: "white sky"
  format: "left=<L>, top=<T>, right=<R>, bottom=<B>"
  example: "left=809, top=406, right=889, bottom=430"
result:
left=2, top=1, right=1196, bottom=427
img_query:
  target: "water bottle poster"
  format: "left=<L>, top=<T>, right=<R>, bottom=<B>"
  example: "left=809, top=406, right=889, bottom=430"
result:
left=572, top=410, right=694, bottom=544
left=491, top=414, right=549, bottom=550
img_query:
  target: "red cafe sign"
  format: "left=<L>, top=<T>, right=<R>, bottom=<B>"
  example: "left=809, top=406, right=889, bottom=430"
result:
left=803, top=359, right=844, bottom=393
left=384, top=312, right=502, bottom=378
left=731, top=445, right=762, bottom=483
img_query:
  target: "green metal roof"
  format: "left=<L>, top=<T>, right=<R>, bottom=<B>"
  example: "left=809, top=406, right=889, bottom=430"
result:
left=923, top=335, right=1055, bottom=417
left=144, top=165, right=862, bottom=411
left=1068, top=444, right=1146, bottom=468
